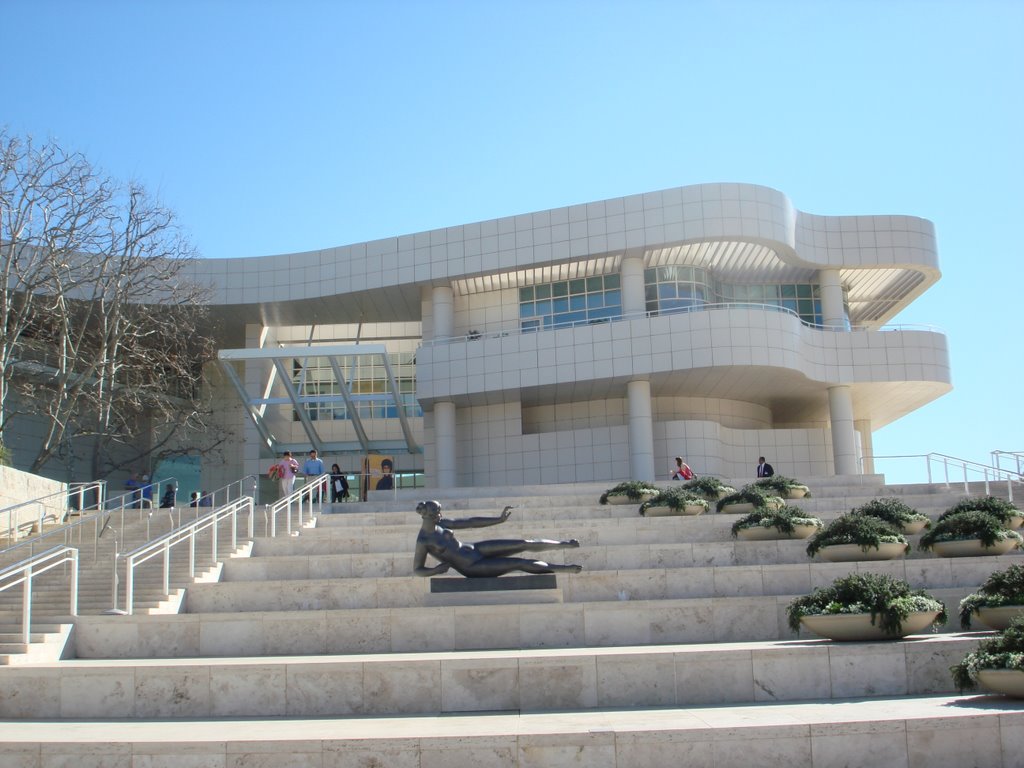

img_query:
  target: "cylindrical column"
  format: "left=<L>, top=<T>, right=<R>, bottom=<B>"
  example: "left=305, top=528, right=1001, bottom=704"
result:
left=828, top=385, right=859, bottom=475
left=855, top=419, right=874, bottom=475
left=626, top=379, right=655, bottom=482
left=434, top=401, right=457, bottom=488
left=819, top=269, right=846, bottom=329
left=431, top=286, right=455, bottom=340
left=621, top=256, right=646, bottom=316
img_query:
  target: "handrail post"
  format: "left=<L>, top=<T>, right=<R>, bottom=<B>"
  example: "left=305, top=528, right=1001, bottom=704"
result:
left=125, top=557, right=135, bottom=616
left=189, top=533, right=196, bottom=578
left=22, top=561, right=33, bottom=645
left=163, top=541, right=171, bottom=596
left=110, top=554, right=120, bottom=613
left=70, top=549, right=79, bottom=616
left=211, top=514, right=218, bottom=563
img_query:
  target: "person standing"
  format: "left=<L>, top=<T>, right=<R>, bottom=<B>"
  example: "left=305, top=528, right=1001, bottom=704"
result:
left=756, top=457, right=775, bottom=478
left=330, top=463, right=349, bottom=503
left=275, top=451, right=300, bottom=498
left=302, top=449, right=326, bottom=502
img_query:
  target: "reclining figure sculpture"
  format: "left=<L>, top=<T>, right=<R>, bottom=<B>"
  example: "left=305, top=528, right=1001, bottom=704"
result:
left=413, top=499, right=583, bottom=577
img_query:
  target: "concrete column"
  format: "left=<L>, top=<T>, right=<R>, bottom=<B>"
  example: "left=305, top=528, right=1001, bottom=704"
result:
left=855, top=419, right=874, bottom=475
left=819, top=269, right=846, bottom=329
left=627, top=379, right=655, bottom=482
left=431, top=286, right=455, bottom=340
left=621, top=256, right=646, bottom=316
left=434, top=401, right=457, bottom=488
left=828, top=385, right=859, bottom=475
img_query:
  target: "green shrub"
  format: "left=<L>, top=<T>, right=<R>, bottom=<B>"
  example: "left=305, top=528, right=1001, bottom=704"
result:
left=951, top=615, right=1024, bottom=691
left=681, top=476, right=735, bottom=499
left=753, top=476, right=810, bottom=497
left=599, top=480, right=659, bottom=505
left=715, top=485, right=783, bottom=513
left=787, top=572, right=946, bottom=635
left=806, top=514, right=909, bottom=557
left=730, top=505, right=822, bottom=537
left=639, top=487, right=709, bottom=515
left=853, top=497, right=930, bottom=530
left=938, top=496, right=1022, bottom=525
left=919, top=510, right=1023, bottom=551
left=959, top=563, right=1024, bottom=629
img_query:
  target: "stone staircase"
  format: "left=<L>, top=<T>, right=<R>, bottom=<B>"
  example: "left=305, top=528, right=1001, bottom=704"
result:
left=1, top=476, right=1023, bottom=766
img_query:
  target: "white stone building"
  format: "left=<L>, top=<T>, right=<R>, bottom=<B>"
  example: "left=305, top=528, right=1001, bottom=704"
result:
left=190, top=182, right=950, bottom=490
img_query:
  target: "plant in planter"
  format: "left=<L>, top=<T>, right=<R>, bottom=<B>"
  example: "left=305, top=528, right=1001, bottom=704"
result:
left=939, top=496, right=1023, bottom=529
left=639, top=486, right=710, bottom=516
left=806, top=514, right=910, bottom=561
left=951, top=615, right=1024, bottom=695
left=715, top=485, right=785, bottom=514
left=787, top=572, right=947, bottom=640
left=753, top=475, right=811, bottom=499
left=680, top=476, right=736, bottom=500
left=959, top=564, right=1024, bottom=630
left=599, top=480, right=659, bottom=505
left=852, top=497, right=931, bottom=535
left=919, top=510, right=1023, bottom=557
left=730, top=505, right=823, bottom=540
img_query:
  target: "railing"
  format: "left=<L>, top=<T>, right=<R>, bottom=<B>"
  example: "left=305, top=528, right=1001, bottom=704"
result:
left=111, top=496, right=255, bottom=616
left=0, top=546, right=78, bottom=644
left=167, top=474, right=260, bottom=529
left=2, top=481, right=107, bottom=546
left=418, top=303, right=945, bottom=348
left=865, top=453, right=1024, bottom=501
left=992, top=451, right=1024, bottom=478
left=264, top=475, right=325, bottom=537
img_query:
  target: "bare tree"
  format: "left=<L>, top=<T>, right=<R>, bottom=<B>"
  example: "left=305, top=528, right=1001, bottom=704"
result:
left=0, top=130, right=226, bottom=478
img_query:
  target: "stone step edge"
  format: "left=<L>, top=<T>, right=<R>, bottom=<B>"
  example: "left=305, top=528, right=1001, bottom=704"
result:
left=0, top=694, right=1014, bottom=744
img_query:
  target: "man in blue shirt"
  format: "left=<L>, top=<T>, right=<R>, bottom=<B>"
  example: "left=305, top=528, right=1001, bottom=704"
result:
left=302, top=449, right=326, bottom=503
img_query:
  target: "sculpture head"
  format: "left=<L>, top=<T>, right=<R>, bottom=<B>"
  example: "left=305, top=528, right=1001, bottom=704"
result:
left=416, top=500, right=442, bottom=521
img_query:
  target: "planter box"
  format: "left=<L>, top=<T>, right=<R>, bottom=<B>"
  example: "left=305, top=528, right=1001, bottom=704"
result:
left=931, top=538, right=1020, bottom=558
left=816, top=542, right=908, bottom=562
left=977, top=668, right=1024, bottom=698
left=720, top=501, right=755, bottom=514
left=736, top=523, right=819, bottom=541
left=975, top=605, right=1024, bottom=631
left=784, top=486, right=810, bottom=499
left=643, top=504, right=706, bottom=517
left=605, top=493, right=655, bottom=505
left=800, top=610, right=941, bottom=641
left=901, top=519, right=929, bottom=535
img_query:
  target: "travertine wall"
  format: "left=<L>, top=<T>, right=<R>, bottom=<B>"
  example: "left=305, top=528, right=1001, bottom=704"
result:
left=0, top=465, right=67, bottom=538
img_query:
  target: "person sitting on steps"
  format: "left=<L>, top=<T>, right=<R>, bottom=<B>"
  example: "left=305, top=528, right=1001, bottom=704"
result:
left=413, top=500, right=583, bottom=578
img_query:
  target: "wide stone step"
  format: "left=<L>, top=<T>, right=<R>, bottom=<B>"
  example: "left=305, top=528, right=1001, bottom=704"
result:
left=0, top=693, right=1018, bottom=767
left=0, top=633, right=983, bottom=719
left=72, top=587, right=972, bottom=660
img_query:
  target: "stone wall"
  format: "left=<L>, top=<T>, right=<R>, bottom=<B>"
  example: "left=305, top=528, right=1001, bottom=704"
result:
left=0, top=465, right=67, bottom=540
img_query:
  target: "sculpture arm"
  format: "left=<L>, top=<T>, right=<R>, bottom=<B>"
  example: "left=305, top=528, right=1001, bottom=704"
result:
left=413, top=542, right=451, bottom=577
left=442, top=506, right=514, bottom=530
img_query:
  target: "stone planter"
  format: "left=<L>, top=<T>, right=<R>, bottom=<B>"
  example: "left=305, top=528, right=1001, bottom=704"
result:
left=975, top=605, right=1024, bottom=631
left=720, top=501, right=755, bottom=514
left=800, top=610, right=941, bottom=641
left=784, top=486, right=810, bottom=499
left=977, top=668, right=1024, bottom=698
left=1009, top=515, right=1024, bottom=530
left=816, top=542, right=908, bottom=562
left=606, top=493, right=655, bottom=505
left=901, top=519, right=929, bottom=535
left=736, top=523, right=819, bottom=541
left=643, top=503, right=706, bottom=517
left=931, top=538, right=1020, bottom=558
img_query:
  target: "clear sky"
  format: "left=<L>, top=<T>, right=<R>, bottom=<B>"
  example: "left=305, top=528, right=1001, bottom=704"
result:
left=5, top=0, right=1022, bottom=483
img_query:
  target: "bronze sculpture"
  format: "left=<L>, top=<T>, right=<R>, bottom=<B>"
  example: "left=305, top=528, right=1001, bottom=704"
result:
left=413, top=500, right=583, bottom=577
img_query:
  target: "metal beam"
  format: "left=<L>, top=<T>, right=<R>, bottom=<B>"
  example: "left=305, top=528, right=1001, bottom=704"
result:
left=271, top=358, right=325, bottom=455
left=326, top=355, right=371, bottom=453
left=380, top=352, right=419, bottom=453
left=217, top=358, right=277, bottom=449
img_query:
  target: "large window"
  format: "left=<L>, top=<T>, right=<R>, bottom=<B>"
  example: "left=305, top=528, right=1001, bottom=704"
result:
left=519, top=274, right=622, bottom=331
left=291, top=351, right=421, bottom=422
left=644, top=266, right=823, bottom=326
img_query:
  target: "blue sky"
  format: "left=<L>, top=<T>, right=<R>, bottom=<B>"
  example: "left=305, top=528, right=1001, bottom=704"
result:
left=5, top=0, right=1022, bottom=483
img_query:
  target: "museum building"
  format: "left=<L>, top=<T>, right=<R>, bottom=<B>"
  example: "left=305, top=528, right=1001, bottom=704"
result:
left=192, top=182, right=950, bottom=491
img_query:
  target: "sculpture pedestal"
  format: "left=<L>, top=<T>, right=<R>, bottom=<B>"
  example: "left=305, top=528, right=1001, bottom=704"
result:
left=426, top=575, right=562, bottom=605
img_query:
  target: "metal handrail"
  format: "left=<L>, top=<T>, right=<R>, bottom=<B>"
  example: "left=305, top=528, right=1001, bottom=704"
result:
left=1, top=481, right=107, bottom=545
left=865, top=453, right=1024, bottom=501
left=178, top=474, right=260, bottom=525
left=111, top=496, right=255, bottom=616
left=0, top=546, right=79, bottom=644
left=264, top=476, right=325, bottom=537
left=992, top=451, right=1024, bottom=478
